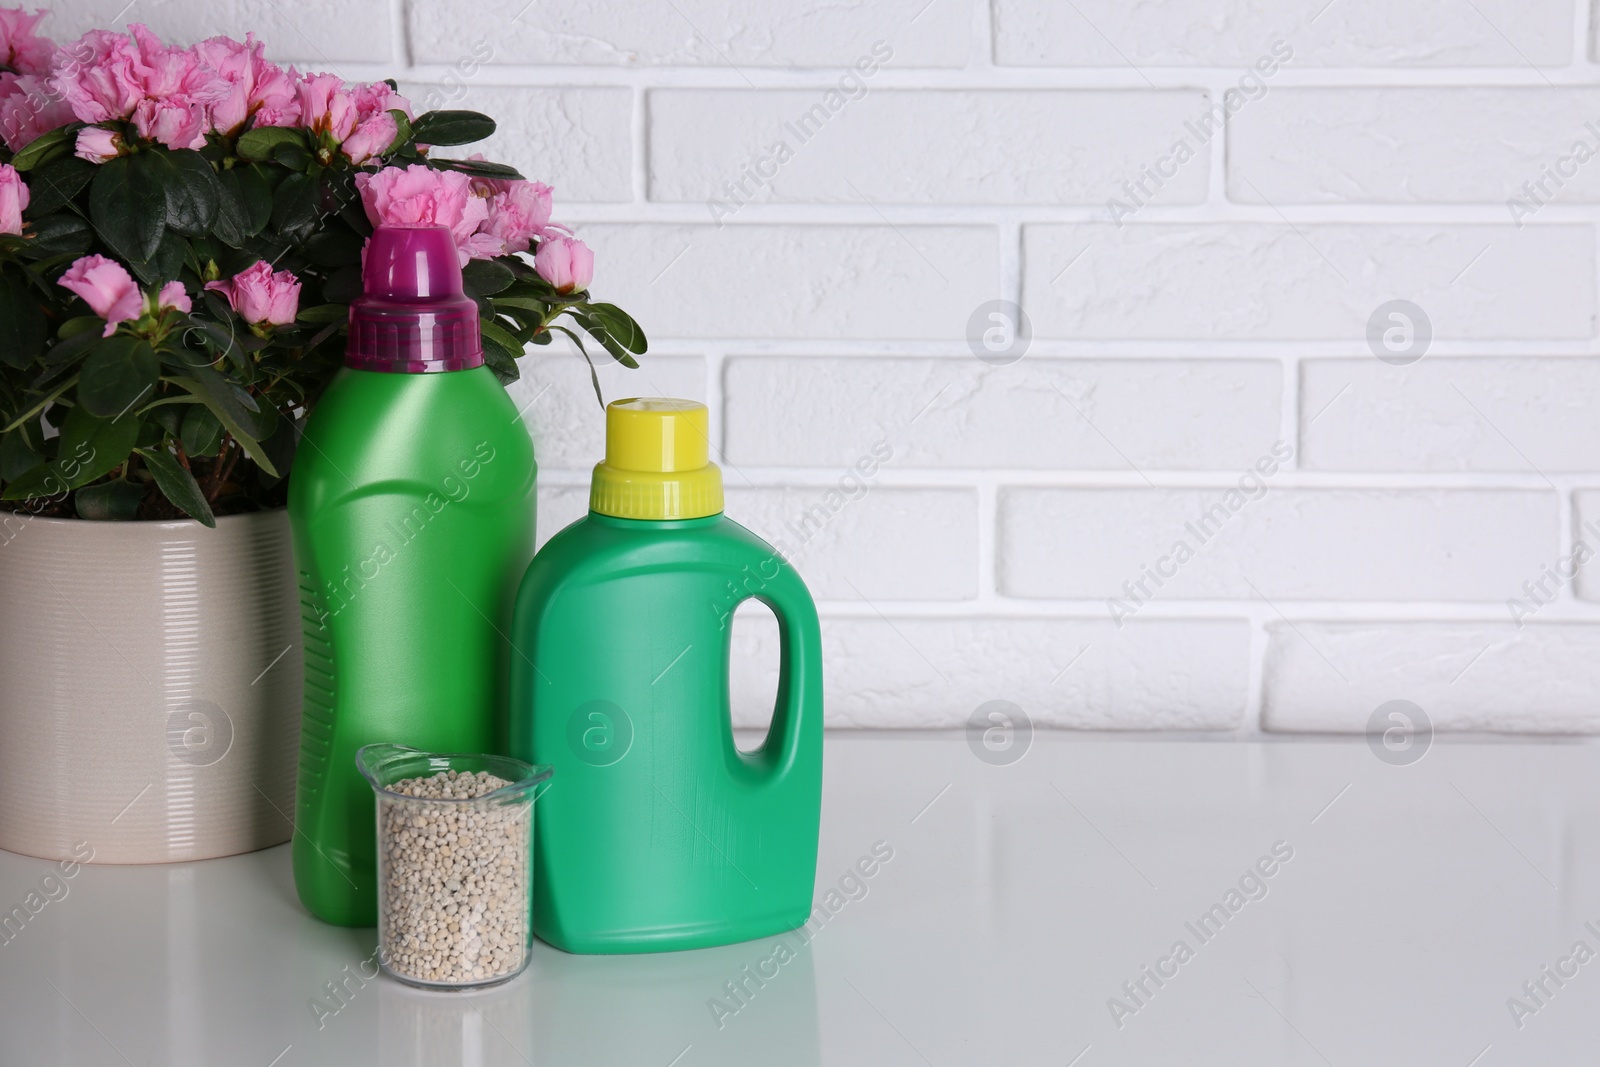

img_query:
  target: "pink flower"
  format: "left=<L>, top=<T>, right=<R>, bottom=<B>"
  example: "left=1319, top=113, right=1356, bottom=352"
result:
left=341, top=109, right=396, bottom=164
left=534, top=236, right=593, bottom=294
left=482, top=181, right=553, bottom=256
left=0, top=71, right=72, bottom=152
left=192, top=33, right=298, bottom=135
left=74, top=125, right=121, bottom=163
left=356, top=164, right=488, bottom=266
left=125, top=25, right=229, bottom=148
left=0, top=161, right=27, bottom=235
left=353, top=80, right=410, bottom=122
left=0, top=8, right=53, bottom=77
left=156, top=280, right=191, bottom=314
left=205, top=260, right=300, bottom=326
left=59, top=255, right=143, bottom=336
left=131, top=96, right=207, bottom=150
left=295, top=72, right=359, bottom=142
left=283, top=73, right=409, bottom=161
left=51, top=29, right=142, bottom=123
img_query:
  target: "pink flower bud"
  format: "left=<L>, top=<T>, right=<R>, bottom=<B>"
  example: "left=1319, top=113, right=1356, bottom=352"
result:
left=156, top=280, right=191, bottom=315
left=58, top=254, right=142, bottom=336
left=205, top=260, right=301, bottom=326
left=74, top=125, right=121, bottom=163
left=534, top=236, right=593, bottom=294
left=0, top=161, right=26, bottom=236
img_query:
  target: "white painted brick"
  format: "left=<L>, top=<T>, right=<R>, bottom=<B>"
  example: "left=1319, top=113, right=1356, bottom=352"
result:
left=1567, top=491, right=1600, bottom=602
left=992, top=0, right=1571, bottom=67
left=533, top=483, right=975, bottom=601
left=730, top=616, right=1251, bottom=729
left=1302, top=358, right=1600, bottom=473
left=506, top=353, right=707, bottom=472
left=649, top=90, right=1210, bottom=206
left=998, top=488, right=1557, bottom=601
left=1022, top=224, right=1596, bottom=340
left=1261, top=622, right=1600, bottom=733
left=398, top=85, right=632, bottom=203
left=536, top=486, right=590, bottom=549
left=45, top=0, right=395, bottom=63
left=723, top=357, right=1280, bottom=470
left=580, top=224, right=996, bottom=340
left=726, top=487, right=977, bottom=601
left=410, top=0, right=966, bottom=68
left=1232, top=89, right=1600, bottom=205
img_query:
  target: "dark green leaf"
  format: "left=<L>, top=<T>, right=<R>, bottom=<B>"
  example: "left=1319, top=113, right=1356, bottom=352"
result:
left=275, top=143, right=313, bottom=171
left=160, top=151, right=222, bottom=237
left=479, top=325, right=521, bottom=385
left=25, top=214, right=93, bottom=256
left=10, top=128, right=72, bottom=171
left=411, top=110, right=496, bottom=147
left=462, top=258, right=516, bottom=298
left=90, top=153, right=167, bottom=263
left=236, top=125, right=306, bottom=163
left=74, top=478, right=144, bottom=520
left=123, top=228, right=187, bottom=286
left=79, top=337, right=160, bottom=418
left=0, top=425, right=42, bottom=481
left=2, top=404, right=138, bottom=498
left=321, top=264, right=362, bottom=304
left=295, top=303, right=348, bottom=324
left=148, top=402, right=184, bottom=437
left=23, top=155, right=93, bottom=217
left=585, top=302, right=648, bottom=355
left=137, top=447, right=215, bottom=527
left=169, top=315, right=238, bottom=369
left=36, top=327, right=98, bottom=383
left=302, top=225, right=364, bottom=268
left=386, top=109, right=411, bottom=155
left=492, top=294, right=551, bottom=316
left=550, top=325, right=605, bottom=408
left=179, top=403, right=222, bottom=457
left=58, top=315, right=103, bottom=340
left=135, top=417, right=163, bottom=449
left=257, top=413, right=300, bottom=487
left=0, top=275, right=48, bottom=369
left=430, top=157, right=524, bottom=181
left=478, top=317, right=526, bottom=361
left=271, top=171, right=321, bottom=244
left=212, top=164, right=274, bottom=248
left=172, top=367, right=277, bottom=478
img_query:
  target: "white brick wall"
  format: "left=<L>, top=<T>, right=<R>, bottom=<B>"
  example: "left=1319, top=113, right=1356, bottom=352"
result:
left=75, top=0, right=1600, bottom=735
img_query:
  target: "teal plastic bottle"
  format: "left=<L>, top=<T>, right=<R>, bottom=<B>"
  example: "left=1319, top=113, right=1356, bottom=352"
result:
left=288, top=225, right=537, bottom=926
left=509, top=398, right=823, bottom=953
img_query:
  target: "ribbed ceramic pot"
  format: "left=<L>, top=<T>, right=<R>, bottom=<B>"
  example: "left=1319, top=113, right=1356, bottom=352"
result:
left=0, top=508, right=302, bottom=864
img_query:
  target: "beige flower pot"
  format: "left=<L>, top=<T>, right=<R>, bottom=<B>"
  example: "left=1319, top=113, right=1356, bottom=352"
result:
left=0, top=508, right=302, bottom=864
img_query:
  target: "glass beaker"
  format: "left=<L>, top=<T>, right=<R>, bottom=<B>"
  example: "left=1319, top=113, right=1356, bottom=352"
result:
left=356, top=743, right=552, bottom=990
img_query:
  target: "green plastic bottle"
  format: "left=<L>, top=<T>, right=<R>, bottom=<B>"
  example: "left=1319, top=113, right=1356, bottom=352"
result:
left=509, top=398, right=823, bottom=953
left=289, top=225, right=537, bottom=926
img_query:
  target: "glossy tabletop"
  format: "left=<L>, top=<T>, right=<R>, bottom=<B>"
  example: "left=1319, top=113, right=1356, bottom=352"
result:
left=2, top=732, right=1598, bottom=1066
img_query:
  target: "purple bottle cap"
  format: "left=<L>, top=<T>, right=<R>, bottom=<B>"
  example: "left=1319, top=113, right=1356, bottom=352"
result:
left=346, top=225, right=483, bottom=373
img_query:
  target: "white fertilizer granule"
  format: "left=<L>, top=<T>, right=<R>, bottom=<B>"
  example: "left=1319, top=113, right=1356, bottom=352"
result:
left=377, top=769, right=530, bottom=987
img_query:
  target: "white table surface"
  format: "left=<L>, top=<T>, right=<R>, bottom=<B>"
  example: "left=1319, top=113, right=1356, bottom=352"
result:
left=3, top=732, right=1599, bottom=1066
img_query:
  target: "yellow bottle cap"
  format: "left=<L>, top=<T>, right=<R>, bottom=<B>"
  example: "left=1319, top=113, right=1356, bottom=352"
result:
left=589, top=398, right=724, bottom=520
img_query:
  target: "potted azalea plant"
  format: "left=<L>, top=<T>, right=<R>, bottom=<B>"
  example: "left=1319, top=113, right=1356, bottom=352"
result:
left=0, top=10, right=644, bottom=864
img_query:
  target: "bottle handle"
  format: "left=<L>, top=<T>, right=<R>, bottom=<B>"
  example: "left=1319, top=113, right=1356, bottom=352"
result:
left=741, top=556, right=822, bottom=782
